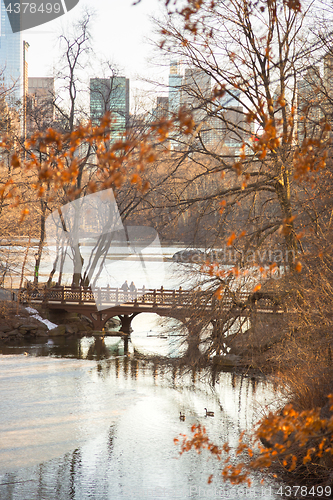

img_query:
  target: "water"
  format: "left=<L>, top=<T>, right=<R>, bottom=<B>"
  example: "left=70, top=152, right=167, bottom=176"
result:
left=0, top=242, right=285, bottom=498
left=0, top=338, right=284, bottom=500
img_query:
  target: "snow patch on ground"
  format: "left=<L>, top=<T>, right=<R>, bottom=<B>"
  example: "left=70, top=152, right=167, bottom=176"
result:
left=25, top=307, right=57, bottom=330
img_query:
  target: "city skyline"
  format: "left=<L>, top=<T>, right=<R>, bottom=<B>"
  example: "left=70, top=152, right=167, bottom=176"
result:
left=20, top=0, right=164, bottom=109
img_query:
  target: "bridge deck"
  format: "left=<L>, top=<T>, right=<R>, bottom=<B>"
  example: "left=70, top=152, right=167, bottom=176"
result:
left=20, top=285, right=285, bottom=315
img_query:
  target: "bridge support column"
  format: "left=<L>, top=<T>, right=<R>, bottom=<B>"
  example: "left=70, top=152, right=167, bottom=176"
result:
left=90, top=312, right=106, bottom=331
left=118, top=313, right=138, bottom=334
left=118, top=313, right=139, bottom=354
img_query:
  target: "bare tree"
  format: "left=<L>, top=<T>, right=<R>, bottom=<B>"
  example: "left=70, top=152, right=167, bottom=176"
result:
left=152, top=0, right=332, bottom=269
left=55, top=9, right=93, bottom=133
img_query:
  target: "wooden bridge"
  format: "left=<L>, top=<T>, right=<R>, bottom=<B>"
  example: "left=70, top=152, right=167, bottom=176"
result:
left=20, top=285, right=285, bottom=331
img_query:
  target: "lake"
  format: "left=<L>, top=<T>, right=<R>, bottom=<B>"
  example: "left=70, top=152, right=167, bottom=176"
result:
left=0, top=240, right=287, bottom=499
left=0, top=334, right=285, bottom=500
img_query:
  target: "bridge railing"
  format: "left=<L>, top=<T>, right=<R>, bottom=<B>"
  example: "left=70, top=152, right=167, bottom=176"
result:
left=19, top=284, right=284, bottom=313
left=42, top=286, right=191, bottom=307
left=21, top=285, right=186, bottom=306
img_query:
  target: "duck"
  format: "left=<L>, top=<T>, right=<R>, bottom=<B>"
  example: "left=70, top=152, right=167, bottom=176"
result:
left=179, top=412, right=185, bottom=421
left=204, top=408, right=214, bottom=417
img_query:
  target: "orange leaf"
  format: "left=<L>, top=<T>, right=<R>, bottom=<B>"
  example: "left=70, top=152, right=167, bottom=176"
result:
left=131, top=174, right=140, bottom=185
left=19, top=208, right=29, bottom=223
left=227, top=232, right=236, bottom=246
left=295, top=261, right=302, bottom=272
left=214, top=286, right=223, bottom=299
left=11, top=154, right=20, bottom=168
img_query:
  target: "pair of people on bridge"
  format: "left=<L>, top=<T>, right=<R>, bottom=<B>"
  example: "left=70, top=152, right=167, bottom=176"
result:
left=121, top=280, right=136, bottom=292
left=121, top=280, right=137, bottom=300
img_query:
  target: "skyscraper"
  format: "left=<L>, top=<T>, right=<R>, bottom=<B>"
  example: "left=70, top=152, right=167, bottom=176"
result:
left=168, top=61, right=182, bottom=115
left=155, top=96, right=169, bottom=119
left=27, top=77, right=55, bottom=133
left=324, top=52, right=333, bottom=97
left=90, top=76, right=130, bottom=141
left=167, top=62, right=248, bottom=154
left=207, top=88, right=247, bottom=151
left=297, top=65, right=322, bottom=143
left=181, top=67, right=211, bottom=128
left=0, top=0, right=22, bottom=105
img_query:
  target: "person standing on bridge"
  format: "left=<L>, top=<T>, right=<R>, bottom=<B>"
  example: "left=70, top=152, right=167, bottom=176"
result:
left=129, top=281, right=137, bottom=300
left=121, top=280, right=129, bottom=301
left=121, top=280, right=129, bottom=291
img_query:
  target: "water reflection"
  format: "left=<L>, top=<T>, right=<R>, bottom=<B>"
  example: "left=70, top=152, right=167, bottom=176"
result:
left=0, top=351, right=283, bottom=500
left=0, top=335, right=127, bottom=360
left=0, top=312, right=186, bottom=360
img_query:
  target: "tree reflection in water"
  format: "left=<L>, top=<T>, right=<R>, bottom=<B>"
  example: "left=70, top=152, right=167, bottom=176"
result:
left=0, top=353, right=281, bottom=500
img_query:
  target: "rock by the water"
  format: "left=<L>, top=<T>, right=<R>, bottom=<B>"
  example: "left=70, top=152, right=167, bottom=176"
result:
left=7, top=329, right=20, bottom=337
left=48, top=325, right=66, bottom=336
left=172, top=249, right=205, bottom=263
left=36, top=330, right=48, bottom=337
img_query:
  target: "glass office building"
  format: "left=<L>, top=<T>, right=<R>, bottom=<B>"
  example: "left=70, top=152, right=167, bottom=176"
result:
left=90, top=77, right=130, bottom=141
left=0, top=0, right=22, bottom=105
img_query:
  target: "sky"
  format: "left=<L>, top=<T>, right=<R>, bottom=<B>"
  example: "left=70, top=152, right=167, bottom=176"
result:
left=24, top=0, right=168, bottom=110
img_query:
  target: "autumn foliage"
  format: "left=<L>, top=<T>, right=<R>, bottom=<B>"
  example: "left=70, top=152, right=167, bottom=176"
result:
left=0, top=107, right=195, bottom=219
left=175, top=394, right=333, bottom=486
left=0, top=0, right=332, bottom=488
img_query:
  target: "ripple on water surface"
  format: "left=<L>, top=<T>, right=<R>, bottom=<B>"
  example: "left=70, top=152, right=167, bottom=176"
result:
left=0, top=354, right=282, bottom=500
left=0, top=355, right=142, bottom=470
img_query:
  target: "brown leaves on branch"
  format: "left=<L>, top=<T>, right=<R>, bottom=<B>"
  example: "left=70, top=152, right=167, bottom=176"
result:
left=284, top=0, right=301, bottom=11
left=244, top=112, right=329, bottom=182
left=175, top=423, right=223, bottom=458
left=175, top=395, right=333, bottom=485
left=251, top=119, right=280, bottom=159
left=177, top=107, right=195, bottom=135
left=0, top=109, right=196, bottom=205
left=11, top=153, right=21, bottom=169
left=294, top=139, right=329, bottom=181
left=136, top=0, right=302, bottom=16
left=160, top=0, right=302, bottom=38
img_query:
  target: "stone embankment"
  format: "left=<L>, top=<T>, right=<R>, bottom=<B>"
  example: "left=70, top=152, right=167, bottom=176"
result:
left=0, top=320, right=95, bottom=343
left=0, top=301, right=95, bottom=343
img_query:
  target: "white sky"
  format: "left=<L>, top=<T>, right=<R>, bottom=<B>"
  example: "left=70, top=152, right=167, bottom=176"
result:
left=24, top=0, right=169, bottom=110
